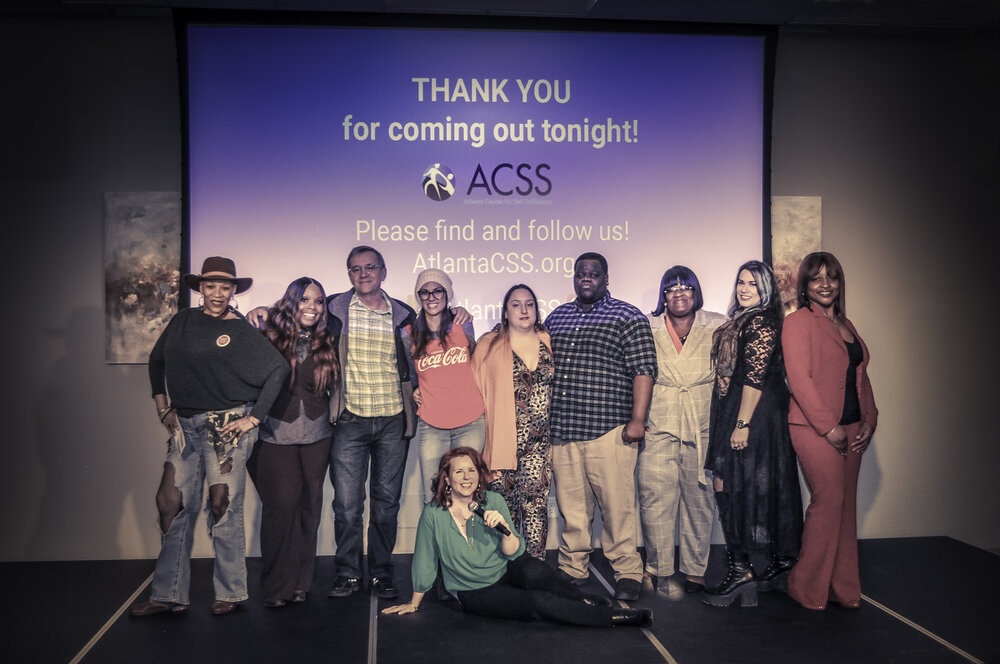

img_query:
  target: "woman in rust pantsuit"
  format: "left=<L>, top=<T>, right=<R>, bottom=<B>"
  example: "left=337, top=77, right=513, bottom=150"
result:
left=783, top=252, right=877, bottom=610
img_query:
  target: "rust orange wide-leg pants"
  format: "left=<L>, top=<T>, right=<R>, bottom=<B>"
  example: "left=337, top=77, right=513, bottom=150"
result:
left=787, top=421, right=863, bottom=610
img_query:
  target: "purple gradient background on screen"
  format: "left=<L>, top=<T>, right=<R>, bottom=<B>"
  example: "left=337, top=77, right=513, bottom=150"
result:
left=187, top=25, right=764, bottom=324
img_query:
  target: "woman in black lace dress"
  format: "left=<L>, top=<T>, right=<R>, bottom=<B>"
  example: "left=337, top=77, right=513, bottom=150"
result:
left=704, top=260, right=802, bottom=608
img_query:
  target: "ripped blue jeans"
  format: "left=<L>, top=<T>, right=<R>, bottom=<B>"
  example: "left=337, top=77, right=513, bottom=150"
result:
left=149, top=405, right=256, bottom=605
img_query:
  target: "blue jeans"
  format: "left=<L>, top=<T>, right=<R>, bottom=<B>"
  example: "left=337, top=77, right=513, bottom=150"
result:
left=416, top=415, right=486, bottom=503
left=150, top=405, right=256, bottom=604
left=329, top=410, right=408, bottom=580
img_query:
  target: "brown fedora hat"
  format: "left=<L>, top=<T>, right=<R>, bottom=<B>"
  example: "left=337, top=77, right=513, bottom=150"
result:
left=182, top=256, right=253, bottom=294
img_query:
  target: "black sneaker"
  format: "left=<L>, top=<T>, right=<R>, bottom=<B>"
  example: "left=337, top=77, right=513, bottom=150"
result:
left=614, top=578, right=641, bottom=601
left=326, top=576, right=361, bottom=598
left=556, top=569, right=590, bottom=586
left=371, top=577, right=399, bottom=600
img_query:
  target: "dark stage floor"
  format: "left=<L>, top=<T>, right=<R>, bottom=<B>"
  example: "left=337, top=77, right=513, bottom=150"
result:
left=6, top=537, right=997, bottom=664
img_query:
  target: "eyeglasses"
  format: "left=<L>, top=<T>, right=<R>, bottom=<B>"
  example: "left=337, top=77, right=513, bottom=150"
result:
left=348, top=263, right=383, bottom=275
left=665, top=284, right=695, bottom=294
left=417, top=287, right=447, bottom=301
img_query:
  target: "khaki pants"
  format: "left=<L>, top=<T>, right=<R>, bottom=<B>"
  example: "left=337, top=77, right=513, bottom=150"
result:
left=552, top=425, right=643, bottom=582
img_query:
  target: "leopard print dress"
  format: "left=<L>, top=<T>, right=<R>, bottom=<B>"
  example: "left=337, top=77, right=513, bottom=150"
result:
left=489, top=340, right=554, bottom=559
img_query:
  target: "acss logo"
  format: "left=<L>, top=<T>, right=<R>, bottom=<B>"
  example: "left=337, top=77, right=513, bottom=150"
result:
left=466, top=163, right=552, bottom=196
left=423, top=163, right=456, bottom=201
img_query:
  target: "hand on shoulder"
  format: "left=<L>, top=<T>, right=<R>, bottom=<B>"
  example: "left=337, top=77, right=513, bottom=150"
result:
left=246, top=306, right=269, bottom=329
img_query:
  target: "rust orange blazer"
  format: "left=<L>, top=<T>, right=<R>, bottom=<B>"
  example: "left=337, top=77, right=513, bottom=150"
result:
left=782, top=305, right=878, bottom=437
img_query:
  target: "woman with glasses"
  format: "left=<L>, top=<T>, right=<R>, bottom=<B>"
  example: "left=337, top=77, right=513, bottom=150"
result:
left=411, top=269, right=486, bottom=507
left=637, top=266, right=726, bottom=598
left=472, top=284, right=553, bottom=560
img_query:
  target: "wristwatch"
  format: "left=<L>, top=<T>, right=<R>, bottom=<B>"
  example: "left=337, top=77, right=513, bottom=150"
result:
left=735, top=419, right=750, bottom=429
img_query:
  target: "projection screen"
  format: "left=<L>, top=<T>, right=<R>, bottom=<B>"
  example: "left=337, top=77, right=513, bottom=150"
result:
left=183, top=16, right=772, bottom=322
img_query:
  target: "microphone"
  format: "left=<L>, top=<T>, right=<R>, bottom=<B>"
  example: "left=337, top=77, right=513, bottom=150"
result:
left=468, top=501, right=511, bottom=536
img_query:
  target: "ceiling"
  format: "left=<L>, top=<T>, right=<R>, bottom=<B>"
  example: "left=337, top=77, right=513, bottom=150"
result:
left=6, top=0, right=998, bottom=33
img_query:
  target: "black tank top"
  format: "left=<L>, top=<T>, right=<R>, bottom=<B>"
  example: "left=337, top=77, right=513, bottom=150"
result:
left=840, top=338, right=863, bottom=425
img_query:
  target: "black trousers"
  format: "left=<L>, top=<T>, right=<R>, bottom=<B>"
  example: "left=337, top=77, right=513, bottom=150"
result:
left=248, top=437, right=332, bottom=602
left=457, top=555, right=612, bottom=627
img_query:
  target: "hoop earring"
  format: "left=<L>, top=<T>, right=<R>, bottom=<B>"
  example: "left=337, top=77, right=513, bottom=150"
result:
left=198, top=296, right=205, bottom=307
left=445, top=484, right=452, bottom=495
left=231, top=298, right=238, bottom=310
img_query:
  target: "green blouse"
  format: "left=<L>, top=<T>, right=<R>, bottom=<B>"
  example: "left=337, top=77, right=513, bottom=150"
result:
left=412, top=490, right=526, bottom=595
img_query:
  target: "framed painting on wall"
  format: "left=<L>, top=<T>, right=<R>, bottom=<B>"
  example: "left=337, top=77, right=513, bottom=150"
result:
left=104, top=191, right=181, bottom=364
left=771, top=195, right=822, bottom=314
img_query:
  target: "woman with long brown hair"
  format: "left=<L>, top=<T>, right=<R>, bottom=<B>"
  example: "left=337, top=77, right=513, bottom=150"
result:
left=410, top=268, right=485, bottom=504
left=248, top=276, right=338, bottom=608
left=703, top=260, right=802, bottom=608
left=472, top=284, right=554, bottom=559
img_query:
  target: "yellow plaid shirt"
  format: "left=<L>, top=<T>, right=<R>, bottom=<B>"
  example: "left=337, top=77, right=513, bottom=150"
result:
left=343, top=292, right=404, bottom=417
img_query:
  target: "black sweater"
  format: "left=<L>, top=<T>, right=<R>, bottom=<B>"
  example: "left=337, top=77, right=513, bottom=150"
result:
left=148, top=307, right=290, bottom=421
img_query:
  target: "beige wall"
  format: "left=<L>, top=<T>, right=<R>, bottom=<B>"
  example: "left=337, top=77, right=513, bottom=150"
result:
left=1, top=17, right=996, bottom=561
left=772, top=32, right=998, bottom=547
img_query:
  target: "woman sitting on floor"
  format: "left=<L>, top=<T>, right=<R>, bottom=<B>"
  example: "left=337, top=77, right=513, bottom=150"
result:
left=381, top=447, right=652, bottom=627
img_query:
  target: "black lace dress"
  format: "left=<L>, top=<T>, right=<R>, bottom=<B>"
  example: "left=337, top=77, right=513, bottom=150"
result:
left=706, top=312, right=802, bottom=556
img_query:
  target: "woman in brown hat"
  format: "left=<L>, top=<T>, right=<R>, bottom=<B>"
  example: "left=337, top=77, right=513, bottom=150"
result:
left=131, top=256, right=289, bottom=616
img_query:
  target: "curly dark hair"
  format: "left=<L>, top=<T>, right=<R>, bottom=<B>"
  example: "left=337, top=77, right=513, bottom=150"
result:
left=265, top=276, right=337, bottom=393
left=431, top=446, right=491, bottom=509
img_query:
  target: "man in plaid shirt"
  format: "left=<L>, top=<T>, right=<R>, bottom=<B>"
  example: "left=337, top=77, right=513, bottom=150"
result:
left=546, top=252, right=657, bottom=602
left=324, top=246, right=419, bottom=602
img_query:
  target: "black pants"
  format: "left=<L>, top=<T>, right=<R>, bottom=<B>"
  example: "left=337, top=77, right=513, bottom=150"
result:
left=457, top=555, right=612, bottom=627
left=248, top=437, right=332, bottom=602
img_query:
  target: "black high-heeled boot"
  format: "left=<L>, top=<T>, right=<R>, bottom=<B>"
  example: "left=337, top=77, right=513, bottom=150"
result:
left=610, top=607, right=654, bottom=627
left=703, top=550, right=757, bottom=607
left=757, top=553, right=796, bottom=593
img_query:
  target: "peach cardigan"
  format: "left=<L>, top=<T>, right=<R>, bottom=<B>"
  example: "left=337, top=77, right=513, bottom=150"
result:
left=472, top=329, right=552, bottom=471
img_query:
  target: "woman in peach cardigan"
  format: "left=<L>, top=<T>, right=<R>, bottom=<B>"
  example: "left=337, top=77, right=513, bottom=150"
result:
left=473, top=284, right=553, bottom=559
left=782, top=252, right=878, bottom=609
